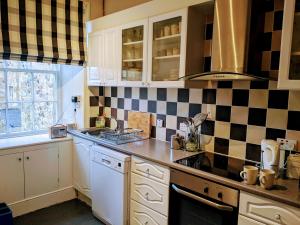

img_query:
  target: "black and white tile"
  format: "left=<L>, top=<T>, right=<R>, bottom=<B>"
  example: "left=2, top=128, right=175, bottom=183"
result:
left=89, top=81, right=300, bottom=163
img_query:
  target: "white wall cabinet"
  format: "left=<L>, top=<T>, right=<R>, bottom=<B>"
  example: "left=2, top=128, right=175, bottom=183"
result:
left=24, top=146, right=59, bottom=198
left=87, top=4, right=212, bottom=88
left=87, top=28, right=120, bottom=87
left=147, top=9, right=188, bottom=87
left=87, top=32, right=104, bottom=86
left=0, top=153, right=24, bottom=204
left=239, top=191, right=300, bottom=225
left=278, top=0, right=300, bottom=89
left=73, top=136, right=93, bottom=198
left=118, top=19, right=149, bottom=87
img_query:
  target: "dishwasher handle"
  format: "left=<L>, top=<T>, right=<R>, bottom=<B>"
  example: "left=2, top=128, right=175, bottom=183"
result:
left=171, top=184, right=233, bottom=212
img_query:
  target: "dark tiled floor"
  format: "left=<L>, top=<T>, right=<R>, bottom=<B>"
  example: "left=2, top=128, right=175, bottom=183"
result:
left=14, top=199, right=104, bottom=225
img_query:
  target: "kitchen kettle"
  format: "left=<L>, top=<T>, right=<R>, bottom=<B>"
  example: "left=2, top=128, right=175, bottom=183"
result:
left=261, top=139, right=280, bottom=175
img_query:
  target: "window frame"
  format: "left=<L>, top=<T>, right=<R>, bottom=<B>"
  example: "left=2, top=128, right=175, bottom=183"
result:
left=0, top=63, right=60, bottom=138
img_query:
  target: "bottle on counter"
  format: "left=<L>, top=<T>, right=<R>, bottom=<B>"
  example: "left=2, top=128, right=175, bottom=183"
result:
left=95, top=114, right=106, bottom=128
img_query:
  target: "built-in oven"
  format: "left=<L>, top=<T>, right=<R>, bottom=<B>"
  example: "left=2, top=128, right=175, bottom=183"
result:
left=169, top=169, right=239, bottom=225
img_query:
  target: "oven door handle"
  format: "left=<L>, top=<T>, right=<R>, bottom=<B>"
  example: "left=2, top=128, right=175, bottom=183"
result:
left=171, top=184, right=233, bottom=212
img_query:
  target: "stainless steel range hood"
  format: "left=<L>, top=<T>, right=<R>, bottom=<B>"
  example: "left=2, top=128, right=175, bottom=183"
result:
left=181, top=0, right=269, bottom=81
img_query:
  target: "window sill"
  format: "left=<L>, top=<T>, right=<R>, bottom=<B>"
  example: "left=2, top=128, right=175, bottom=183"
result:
left=0, top=134, right=72, bottom=151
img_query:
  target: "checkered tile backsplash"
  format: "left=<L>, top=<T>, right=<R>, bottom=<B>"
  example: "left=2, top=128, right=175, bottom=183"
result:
left=89, top=81, right=300, bottom=162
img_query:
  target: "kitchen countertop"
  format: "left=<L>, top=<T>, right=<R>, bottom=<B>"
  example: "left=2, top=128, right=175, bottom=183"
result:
left=73, top=130, right=300, bottom=208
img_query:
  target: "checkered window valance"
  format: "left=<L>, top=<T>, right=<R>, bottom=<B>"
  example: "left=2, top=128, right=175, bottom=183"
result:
left=0, top=0, right=86, bottom=66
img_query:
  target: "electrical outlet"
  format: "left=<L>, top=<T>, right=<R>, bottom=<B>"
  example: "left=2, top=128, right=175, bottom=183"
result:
left=156, top=119, right=164, bottom=128
left=277, top=138, right=297, bottom=151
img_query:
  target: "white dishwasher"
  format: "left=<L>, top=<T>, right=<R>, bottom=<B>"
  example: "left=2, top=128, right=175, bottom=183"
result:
left=91, top=145, right=130, bottom=225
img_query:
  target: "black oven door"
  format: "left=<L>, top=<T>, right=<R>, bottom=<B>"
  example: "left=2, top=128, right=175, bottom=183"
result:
left=169, top=184, right=238, bottom=225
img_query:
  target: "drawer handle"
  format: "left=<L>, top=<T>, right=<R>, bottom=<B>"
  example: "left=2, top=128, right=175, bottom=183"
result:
left=145, top=192, right=149, bottom=200
left=146, top=168, right=150, bottom=174
left=145, top=222, right=148, bottom=225
left=275, top=214, right=281, bottom=220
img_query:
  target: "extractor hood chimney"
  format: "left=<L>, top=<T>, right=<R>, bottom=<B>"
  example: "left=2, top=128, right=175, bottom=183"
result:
left=181, top=0, right=271, bottom=81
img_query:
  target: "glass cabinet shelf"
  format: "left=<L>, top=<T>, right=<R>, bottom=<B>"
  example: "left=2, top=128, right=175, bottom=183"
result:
left=154, top=33, right=181, bottom=41
left=123, top=40, right=143, bottom=46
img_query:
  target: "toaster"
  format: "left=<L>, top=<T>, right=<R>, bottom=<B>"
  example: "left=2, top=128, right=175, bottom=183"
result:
left=49, top=124, right=67, bottom=139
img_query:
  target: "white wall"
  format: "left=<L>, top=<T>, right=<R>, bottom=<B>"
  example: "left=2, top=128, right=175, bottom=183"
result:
left=59, top=65, right=87, bottom=129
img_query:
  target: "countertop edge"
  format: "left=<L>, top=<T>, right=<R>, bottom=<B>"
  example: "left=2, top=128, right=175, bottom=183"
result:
left=0, top=134, right=73, bottom=152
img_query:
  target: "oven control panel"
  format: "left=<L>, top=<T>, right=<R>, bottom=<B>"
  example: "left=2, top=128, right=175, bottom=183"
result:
left=170, top=169, right=239, bottom=207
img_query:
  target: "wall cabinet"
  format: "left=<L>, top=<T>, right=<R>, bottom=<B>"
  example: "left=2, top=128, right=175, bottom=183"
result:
left=147, top=9, right=187, bottom=87
left=87, top=28, right=120, bottom=86
left=278, top=0, right=300, bottom=89
left=0, top=141, right=72, bottom=206
left=87, top=32, right=104, bottom=86
left=87, top=3, right=213, bottom=88
left=73, top=136, right=93, bottom=198
left=0, top=153, right=24, bottom=204
left=119, top=19, right=148, bottom=87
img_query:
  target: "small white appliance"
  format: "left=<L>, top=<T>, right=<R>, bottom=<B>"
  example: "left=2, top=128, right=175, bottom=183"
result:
left=91, top=145, right=130, bottom=225
left=49, top=124, right=67, bottom=139
left=261, top=139, right=280, bottom=174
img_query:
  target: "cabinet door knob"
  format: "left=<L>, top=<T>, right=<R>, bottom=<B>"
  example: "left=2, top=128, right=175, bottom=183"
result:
left=275, top=214, right=281, bottom=220
left=26, top=156, right=30, bottom=160
left=18, top=158, right=22, bottom=162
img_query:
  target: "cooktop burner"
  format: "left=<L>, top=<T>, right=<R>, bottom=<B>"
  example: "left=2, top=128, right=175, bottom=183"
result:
left=175, top=151, right=259, bottom=182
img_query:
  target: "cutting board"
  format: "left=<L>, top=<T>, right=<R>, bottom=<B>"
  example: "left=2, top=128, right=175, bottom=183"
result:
left=128, top=111, right=151, bottom=138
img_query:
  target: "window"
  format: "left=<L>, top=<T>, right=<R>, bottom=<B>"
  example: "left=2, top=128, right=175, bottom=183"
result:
left=0, top=60, right=59, bottom=137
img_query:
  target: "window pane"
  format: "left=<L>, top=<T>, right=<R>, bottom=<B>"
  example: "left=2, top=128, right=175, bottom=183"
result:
left=34, top=102, right=55, bottom=130
left=7, top=72, right=32, bottom=102
left=0, top=71, right=5, bottom=102
left=7, top=103, right=33, bottom=132
left=0, top=103, right=6, bottom=133
left=34, top=73, right=56, bottom=101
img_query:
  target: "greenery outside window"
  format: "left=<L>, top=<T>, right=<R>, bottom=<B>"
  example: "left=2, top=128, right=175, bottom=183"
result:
left=0, top=60, right=59, bottom=137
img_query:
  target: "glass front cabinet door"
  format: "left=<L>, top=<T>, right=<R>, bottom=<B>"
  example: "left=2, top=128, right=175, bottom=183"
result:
left=119, top=20, right=148, bottom=87
left=278, top=0, right=300, bottom=89
left=147, top=9, right=187, bottom=87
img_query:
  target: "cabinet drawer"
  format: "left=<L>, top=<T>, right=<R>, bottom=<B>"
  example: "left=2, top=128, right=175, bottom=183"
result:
left=131, top=173, right=169, bottom=216
left=239, top=191, right=300, bottom=225
left=131, top=156, right=170, bottom=185
left=130, top=200, right=168, bottom=225
left=238, top=215, right=265, bottom=225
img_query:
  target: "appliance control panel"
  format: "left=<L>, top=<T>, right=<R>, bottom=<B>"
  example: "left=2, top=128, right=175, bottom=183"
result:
left=170, top=169, right=239, bottom=207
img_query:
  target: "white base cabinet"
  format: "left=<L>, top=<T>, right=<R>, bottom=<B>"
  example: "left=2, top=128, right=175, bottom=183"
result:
left=130, top=200, right=168, bottom=225
left=239, top=191, right=300, bottom=225
left=73, top=136, right=93, bottom=198
left=0, top=140, right=74, bottom=216
left=0, top=153, right=24, bottom=204
left=130, top=157, right=170, bottom=225
left=24, top=146, right=59, bottom=198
